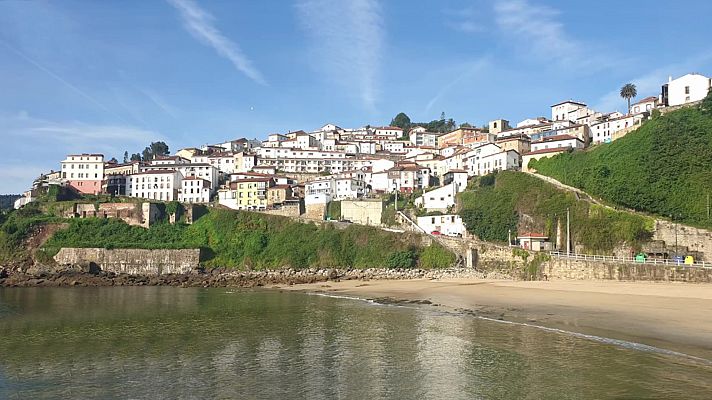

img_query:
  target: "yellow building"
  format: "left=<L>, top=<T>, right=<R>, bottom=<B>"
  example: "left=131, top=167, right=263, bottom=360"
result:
left=218, top=178, right=271, bottom=210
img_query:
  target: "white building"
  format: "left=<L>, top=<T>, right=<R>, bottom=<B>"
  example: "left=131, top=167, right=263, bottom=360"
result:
left=551, top=100, right=588, bottom=122
left=476, top=150, right=520, bottom=175
left=234, top=152, right=257, bottom=173
left=374, top=126, right=403, bottom=137
left=463, top=143, right=503, bottom=176
left=531, top=135, right=584, bottom=152
left=141, top=163, right=219, bottom=192
left=590, top=113, right=644, bottom=145
left=415, top=183, right=457, bottom=212
left=128, top=170, right=181, bottom=201
left=630, top=96, right=658, bottom=114
left=409, top=130, right=441, bottom=148
left=60, top=153, right=105, bottom=195
left=179, top=177, right=211, bottom=204
left=208, top=153, right=237, bottom=174
left=382, top=141, right=407, bottom=154
left=417, top=214, right=465, bottom=237
left=304, top=175, right=365, bottom=200
left=516, top=117, right=549, bottom=128
left=662, top=73, right=711, bottom=107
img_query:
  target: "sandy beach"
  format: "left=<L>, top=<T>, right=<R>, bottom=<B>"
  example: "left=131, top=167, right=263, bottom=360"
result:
left=279, top=279, right=712, bottom=360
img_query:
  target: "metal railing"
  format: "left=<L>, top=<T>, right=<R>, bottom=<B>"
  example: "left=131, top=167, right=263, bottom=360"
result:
left=549, top=251, right=711, bottom=269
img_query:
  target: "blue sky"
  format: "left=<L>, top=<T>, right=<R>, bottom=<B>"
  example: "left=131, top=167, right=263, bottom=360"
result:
left=2, top=0, right=712, bottom=193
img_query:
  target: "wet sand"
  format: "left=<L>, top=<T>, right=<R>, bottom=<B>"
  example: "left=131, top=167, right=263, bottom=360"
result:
left=279, top=279, right=712, bottom=360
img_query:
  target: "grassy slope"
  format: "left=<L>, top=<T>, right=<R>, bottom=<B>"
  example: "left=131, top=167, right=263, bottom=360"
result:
left=529, top=105, right=712, bottom=229
left=4, top=205, right=454, bottom=270
left=458, top=172, right=654, bottom=254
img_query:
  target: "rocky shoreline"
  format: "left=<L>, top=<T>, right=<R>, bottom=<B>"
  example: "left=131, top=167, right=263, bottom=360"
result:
left=0, top=266, right=511, bottom=288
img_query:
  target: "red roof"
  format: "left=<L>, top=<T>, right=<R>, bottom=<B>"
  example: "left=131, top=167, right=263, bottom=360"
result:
left=517, top=232, right=549, bottom=239
left=632, top=96, right=658, bottom=106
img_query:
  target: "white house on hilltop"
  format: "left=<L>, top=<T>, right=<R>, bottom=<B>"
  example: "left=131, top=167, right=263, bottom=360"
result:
left=662, top=73, right=711, bottom=107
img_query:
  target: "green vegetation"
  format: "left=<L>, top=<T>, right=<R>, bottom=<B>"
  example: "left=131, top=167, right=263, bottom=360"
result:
left=620, top=83, right=637, bottom=114
left=530, top=96, right=712, bottom=229
left=389, top=111, right=457, bottom=134
left=2, top=203, right=455, bottom=270
left=326, top=201, right=341, bottom=220
left=458, top=172, right=653, bottom=254
left=0, top=204, right=62, bottom=263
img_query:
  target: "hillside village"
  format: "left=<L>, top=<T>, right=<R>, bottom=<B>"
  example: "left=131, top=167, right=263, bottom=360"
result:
left=13, top=73, right=712, bottom=244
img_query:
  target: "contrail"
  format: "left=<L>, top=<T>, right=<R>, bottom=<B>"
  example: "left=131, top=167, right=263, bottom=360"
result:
left=0, top=38, right=133, bottom=125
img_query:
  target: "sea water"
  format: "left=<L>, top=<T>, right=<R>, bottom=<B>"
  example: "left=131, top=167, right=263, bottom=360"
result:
left=0, top=287, right=710, bottom=399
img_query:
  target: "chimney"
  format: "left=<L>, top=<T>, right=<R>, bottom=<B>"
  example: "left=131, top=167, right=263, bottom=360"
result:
left=668, top=75, right=672, bottom=83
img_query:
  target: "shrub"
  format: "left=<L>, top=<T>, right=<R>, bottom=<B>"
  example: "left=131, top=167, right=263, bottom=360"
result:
left=386, top=250, right=416, bottom=269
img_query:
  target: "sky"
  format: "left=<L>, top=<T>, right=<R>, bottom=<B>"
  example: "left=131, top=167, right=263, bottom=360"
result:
left=2, top=0, right=712, bottom=194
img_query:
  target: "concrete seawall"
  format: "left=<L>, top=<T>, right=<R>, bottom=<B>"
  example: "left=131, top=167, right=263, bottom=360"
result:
left=53, top=248, right=200, bottom=275
left=542, top=257, right=712, bottom=282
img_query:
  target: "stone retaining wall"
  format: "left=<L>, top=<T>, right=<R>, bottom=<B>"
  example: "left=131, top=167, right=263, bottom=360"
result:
left=53, top=248, right=200, bottom=275
left=543, top=257, right=712, bottom=282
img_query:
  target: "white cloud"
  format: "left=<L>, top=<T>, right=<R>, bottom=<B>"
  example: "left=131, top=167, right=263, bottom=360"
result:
left=167, top=0, right=266, bottom=85
left=0, top=112, right=166, bottom=193
left=493, top=0, right=616, bottom=70
left=296, top=0, right=384, bottom=110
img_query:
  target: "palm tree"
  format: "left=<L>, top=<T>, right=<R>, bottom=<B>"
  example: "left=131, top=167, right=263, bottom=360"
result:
left=620, top=83, right=637, bottom=115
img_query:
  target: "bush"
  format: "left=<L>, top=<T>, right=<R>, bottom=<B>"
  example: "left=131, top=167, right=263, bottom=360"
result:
left=418, top=244, right=455, bottom=268
left=386, top=250, right=416, bottom=269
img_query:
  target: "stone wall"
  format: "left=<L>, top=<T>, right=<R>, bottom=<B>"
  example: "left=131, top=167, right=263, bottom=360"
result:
left=304, top=203, right=326, bottom=221
left=341, top=199, right=383, bottom=226
left=457, top=238, right=712, bottom=282
left=653, top=220, right=712, bottom=260
left=543, top=257, right=712, bottom=282
left=65, top=202, right=161, bottom=228
left=260, top=202, right=303, bottom=218
left=54, top=248, right=200, bottom=275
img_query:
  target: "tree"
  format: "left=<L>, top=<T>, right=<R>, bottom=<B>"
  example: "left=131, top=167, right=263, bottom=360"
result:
left=390, top=112, right=411, bottom=130
left=620, top=83, right=637, bottom=115
left=108, top=157, right=118, bottom=164
left=440, top=111, right=446, bottom=121
left=460, top=122, right=472, bottom=128
left=130, top=153, right=142, bottom=162
left=123, top=151, right=129, bottom=163
left=141, top=141, right=170, bottom=161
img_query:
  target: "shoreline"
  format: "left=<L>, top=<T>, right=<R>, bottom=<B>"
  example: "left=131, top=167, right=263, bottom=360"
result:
left=277, top=279, right=712, bottom=360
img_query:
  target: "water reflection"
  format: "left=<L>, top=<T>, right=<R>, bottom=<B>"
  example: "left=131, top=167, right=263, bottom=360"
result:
left=0, top=287, right=710, bottom=399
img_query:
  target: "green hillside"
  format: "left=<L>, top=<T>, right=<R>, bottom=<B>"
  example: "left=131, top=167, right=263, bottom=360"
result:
left=458, top=172, right=654, bottom=254
left=1, top=202, right=454, bottom=270
left=529, top=95, right=712, bottom=229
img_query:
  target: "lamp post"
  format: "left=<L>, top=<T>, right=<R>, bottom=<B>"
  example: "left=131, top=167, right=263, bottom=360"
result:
left=566, top=207, right=571, bottom=255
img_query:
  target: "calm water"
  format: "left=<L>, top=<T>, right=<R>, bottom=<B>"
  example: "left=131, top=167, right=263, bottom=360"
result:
left=0, top=287, right=711, bottom=399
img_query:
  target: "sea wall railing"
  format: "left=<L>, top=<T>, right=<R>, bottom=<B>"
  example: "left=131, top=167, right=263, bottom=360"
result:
left=548, top=251, right=711, bottom=269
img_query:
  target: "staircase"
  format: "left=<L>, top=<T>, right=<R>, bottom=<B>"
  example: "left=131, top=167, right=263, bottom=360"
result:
left=397, top=211, right=465, bottom=267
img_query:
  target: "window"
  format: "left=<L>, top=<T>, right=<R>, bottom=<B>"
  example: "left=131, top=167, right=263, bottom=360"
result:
left=685, top=86, right=690, bottom=95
